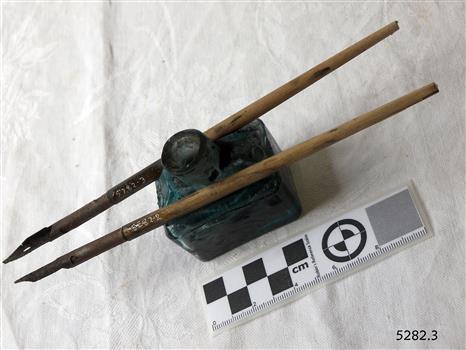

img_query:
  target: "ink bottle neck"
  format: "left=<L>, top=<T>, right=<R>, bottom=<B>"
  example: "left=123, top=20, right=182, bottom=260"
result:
left=161, top=129, right=220, bottom=186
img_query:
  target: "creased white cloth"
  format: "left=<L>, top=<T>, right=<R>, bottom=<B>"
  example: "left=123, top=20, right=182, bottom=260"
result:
left=2, top=2, right=465, bottom=349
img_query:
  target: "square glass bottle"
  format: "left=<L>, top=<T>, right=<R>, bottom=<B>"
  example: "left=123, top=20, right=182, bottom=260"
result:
left=156, top=120, right=302, bottom=261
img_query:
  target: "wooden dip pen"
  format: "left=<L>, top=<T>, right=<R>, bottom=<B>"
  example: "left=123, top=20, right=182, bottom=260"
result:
left=4, top=21, right=399, bottom=264
left=4, top=22, right=439, bottom=283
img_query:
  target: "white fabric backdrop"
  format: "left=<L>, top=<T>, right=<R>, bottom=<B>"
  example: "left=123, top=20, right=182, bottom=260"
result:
left=2, top=2, right=464, bottom=349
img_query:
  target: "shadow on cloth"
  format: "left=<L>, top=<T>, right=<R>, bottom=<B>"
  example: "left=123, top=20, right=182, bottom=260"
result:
left=291, top=147, right=340, bottom=217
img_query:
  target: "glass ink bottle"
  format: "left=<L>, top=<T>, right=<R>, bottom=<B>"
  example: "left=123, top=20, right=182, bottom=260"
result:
left=155, top=120, right=302, bottom=261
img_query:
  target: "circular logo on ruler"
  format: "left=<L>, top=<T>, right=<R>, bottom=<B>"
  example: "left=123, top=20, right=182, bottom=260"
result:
left=321, top=219, right=367, bottom=262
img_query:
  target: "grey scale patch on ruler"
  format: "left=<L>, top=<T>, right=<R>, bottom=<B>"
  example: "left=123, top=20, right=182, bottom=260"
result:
left=366, top=189, right=423, bottom=246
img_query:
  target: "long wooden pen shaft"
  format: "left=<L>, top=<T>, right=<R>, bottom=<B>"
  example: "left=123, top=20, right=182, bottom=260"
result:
left=15, top=82, right=438, bottom=283
left=4, top=21, right=400, bottom=263
left=204, top=21, right=399, bottom=139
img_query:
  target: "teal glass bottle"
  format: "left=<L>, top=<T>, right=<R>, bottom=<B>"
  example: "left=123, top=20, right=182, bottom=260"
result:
left=155, top=120, right=302, bottom=261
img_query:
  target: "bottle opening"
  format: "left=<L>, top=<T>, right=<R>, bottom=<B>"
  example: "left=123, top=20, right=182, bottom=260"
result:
left=161, top=129, right=206, bottom=176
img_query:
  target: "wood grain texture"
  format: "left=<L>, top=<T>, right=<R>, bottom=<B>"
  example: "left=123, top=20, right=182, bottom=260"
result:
left=204, top=21, right=399, bottom=140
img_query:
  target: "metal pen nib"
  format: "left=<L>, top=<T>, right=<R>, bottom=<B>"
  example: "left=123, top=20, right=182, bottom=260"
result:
left=14, top=225, right=135, bottom=283
left=14, top=256, right=70, bottom=283
left=3, top=227, right=53, bottom=263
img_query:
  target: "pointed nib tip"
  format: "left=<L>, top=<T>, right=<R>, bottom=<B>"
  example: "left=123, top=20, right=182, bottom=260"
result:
left=3, top=256, right=13, bottom=264
left=12, top=257, right=65, bottom=284
left=3, top=248, right=23, bottom=264
left=4, top=226, right=53, bottom=264
left=14, top=275, right=32, bottom=284
left=3, top=246, right=27, bottom=264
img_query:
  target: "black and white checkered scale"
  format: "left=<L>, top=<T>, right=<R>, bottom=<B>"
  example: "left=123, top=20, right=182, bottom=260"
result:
left=203, top=239, right=308, bottom=315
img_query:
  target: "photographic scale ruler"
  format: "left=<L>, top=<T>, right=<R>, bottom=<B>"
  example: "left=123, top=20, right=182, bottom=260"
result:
left=200, top=184, right=431, bottom=334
